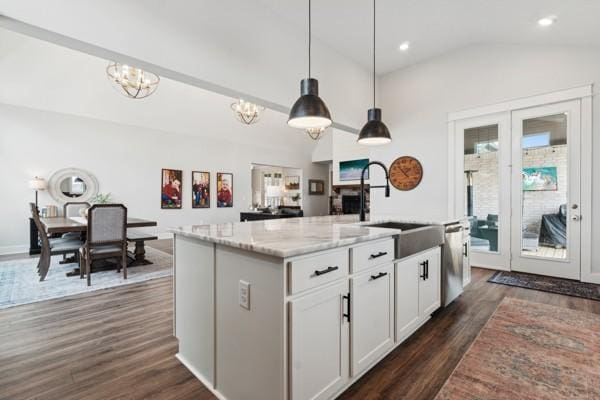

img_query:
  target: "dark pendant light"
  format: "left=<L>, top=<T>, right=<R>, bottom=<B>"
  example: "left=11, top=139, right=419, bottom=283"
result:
left=357, top=0, right=392, bottom=145
left=288, top=0, right=332, bottom=129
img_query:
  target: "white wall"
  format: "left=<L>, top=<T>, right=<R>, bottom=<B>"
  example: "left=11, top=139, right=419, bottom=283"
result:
left=0, top=0, right=372, bottom=130
left=0, top=104, right=329, bottom=254
left=371, top=43, right=600, bottom=272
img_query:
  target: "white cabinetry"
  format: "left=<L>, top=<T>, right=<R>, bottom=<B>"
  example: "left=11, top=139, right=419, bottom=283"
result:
left=350, top=263, right=394, bottom=376
left=418, top=247, right=441, bottom=317
left=395, top=258, right=420, bottom=342
left=395, top=246, right=441, bottom=344
left=289, top=281, right=349, bottom=400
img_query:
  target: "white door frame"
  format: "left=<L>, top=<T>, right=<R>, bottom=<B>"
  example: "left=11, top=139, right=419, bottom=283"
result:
left=453, top=112, right=511, bottom=270
left=511, top=100, right=581, bottom=280
left=447, top=85, right=594, bottom=283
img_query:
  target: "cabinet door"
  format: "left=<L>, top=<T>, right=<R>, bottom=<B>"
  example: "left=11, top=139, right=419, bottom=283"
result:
left=395, top=258, right=420, bottom=343
left=350, top=263, right=394, bottom=377
left=463, top=239, right=471, bottom=287
left=289, top=281, right=349, bottom=400
left=418, top=247, right=441, bottom=317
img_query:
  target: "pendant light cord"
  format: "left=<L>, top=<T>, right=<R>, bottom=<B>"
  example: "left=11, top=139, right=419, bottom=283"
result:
left=373, top=0, right=376, bottom=108
left=308, top=0, right=312, bottom=79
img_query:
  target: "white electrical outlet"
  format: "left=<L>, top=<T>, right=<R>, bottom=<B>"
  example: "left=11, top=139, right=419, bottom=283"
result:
left=239, top=280, right=250, bottom=310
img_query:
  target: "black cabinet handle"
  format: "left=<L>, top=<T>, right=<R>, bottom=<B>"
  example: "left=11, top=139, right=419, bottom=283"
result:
left=343, top=293, right=351, bottom=322
left=463, top=242, right=468, bottom=257
left=314, top=266, right=339, bottom=276
left=425, top=260, right=429, bottom=280
left=420, top=261, right=427, bottom=280
left=370, top=271, right=388, bottom=281
left=369, top=251, right=388, bottom=259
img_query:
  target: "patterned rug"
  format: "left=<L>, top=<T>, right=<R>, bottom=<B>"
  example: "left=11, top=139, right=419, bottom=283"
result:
left=489, top=270, right=600, bottom=301
left=435, top=297, right=600, bottom=400
left=0, top=247, right=173, bottom=309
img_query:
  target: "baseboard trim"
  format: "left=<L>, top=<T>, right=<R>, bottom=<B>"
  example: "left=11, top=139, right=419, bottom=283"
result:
left=175, top=353, right=227, bottom=400
left=0, top=245, right=29, bottom=256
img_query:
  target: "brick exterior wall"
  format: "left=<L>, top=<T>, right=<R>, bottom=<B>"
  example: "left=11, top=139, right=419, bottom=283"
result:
left=464, top=145, right=567, bottom=234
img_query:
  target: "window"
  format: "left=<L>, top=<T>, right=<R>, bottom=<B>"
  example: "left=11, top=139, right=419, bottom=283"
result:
left=522, top=132, right=550, bottom=149
left=475, top=140, right=499, bottom=154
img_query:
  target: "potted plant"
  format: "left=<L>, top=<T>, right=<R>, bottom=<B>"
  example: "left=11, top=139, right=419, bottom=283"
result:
left=79, top=193, right=113, bottom=217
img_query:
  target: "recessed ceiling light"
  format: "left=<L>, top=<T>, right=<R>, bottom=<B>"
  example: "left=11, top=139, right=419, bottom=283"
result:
left=398, top=41, right=410, bottom=51
left=538, top=16, right=556, bottom=27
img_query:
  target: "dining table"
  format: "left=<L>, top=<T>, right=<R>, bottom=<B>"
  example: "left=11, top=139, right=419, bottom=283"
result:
left=38, top=216, right=158, bottom=280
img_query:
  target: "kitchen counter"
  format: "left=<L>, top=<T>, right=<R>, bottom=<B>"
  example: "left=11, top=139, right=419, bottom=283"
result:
left=169, top=215, right=401, bottom=258
left=171, top=214, right=457, bottom=400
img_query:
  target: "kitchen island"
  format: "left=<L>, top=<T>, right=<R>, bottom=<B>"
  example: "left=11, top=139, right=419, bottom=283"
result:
left=169, top=215, right=449, bottom=400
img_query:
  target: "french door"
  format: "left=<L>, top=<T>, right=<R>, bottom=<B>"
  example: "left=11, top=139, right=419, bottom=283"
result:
left=510, top=100, right=581, bottom=280
left=453, top=99, right=582, bottom=279
left=454, top=113, right=511, bottom=270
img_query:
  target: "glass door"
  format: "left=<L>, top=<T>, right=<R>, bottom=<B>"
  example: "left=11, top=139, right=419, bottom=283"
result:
left=510, top=100, right=581, bottom=280
left=455, top=113, right=511, bottom=270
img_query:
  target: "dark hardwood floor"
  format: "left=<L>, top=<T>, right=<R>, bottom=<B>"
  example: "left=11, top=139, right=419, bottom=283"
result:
left=1, top=240, right=598, bottom=400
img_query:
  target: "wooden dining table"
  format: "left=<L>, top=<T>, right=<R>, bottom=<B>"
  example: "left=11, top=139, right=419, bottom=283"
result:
left=39, top=216, right=158, bottom=280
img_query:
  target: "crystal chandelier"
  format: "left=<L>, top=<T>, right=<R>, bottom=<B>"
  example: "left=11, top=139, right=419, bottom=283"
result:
left=306, top=127, right=326, bottom=140
left=106, top=62, right=160, bottom=99
left=230, top=99, right=265, bottom=125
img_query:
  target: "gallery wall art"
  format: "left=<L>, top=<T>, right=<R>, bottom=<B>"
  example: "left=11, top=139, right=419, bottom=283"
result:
left=192, top=171, right=210, bottom=208
left=161, top=168, right=182, bottom=209
left=217, top=172, right=234, bottom=208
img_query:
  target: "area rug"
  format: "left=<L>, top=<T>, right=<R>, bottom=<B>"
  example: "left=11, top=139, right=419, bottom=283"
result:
left=435, top=297, right=600, bottom=400
left=0, top=247, right=173, bottom=309
left=489, top=270, right=600, bottom=301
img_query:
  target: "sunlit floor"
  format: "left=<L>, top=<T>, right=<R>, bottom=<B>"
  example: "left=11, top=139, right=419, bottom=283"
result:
left=522, top=245, right=567, bottom=259
left=471, top=243, right=567, bottom=260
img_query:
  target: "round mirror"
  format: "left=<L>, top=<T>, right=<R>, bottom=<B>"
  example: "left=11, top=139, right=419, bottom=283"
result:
left=48, top=168, right=99, bottom=204
left=59, top=176, right=87, bottom=198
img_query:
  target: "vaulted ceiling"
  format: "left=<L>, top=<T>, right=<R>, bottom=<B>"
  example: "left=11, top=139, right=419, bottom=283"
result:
left=258, top=0, right=600, bottom=74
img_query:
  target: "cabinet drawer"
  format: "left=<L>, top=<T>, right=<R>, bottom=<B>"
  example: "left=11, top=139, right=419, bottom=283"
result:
left=350, top=239, right=395, bottom=274
left=288, top=249, right=349, bottom=295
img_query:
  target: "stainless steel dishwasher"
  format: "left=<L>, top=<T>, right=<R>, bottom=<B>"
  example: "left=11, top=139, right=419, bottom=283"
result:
left=441, top=222, right=466, bottom=306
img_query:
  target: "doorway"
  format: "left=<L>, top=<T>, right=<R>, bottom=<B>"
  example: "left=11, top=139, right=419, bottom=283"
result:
left=449, top=88, right=591, bottom=280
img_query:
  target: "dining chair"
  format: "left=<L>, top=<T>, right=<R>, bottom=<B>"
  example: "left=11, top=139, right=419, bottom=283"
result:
left=61, top=202, right=90, bottom=253
left=79, top=204, right=128, bottom=286
left=63, top=201, right=91, bottom=218
left=29, top=203, right=83, bottom=281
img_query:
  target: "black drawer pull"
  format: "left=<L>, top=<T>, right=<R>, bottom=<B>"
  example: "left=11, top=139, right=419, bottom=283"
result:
left=370, top=271, right=388, bottom=281
left=314, top=266, right=339, bottom=276
left=343, top=293, right=351, bottom=322
left=463, top=242, right=468, bottom=257
left=369, top=251, right=388, bottom=259
left=420, top=261, right=428, bottom=280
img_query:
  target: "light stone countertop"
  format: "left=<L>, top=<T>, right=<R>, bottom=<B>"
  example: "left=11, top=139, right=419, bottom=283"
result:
left=169, top=215, right=402, bottom=258
left=366, top=214, right=466, bottom=227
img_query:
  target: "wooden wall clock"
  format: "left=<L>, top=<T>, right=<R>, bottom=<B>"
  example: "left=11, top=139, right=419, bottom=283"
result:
left=389, top=156, right=423, bottom=191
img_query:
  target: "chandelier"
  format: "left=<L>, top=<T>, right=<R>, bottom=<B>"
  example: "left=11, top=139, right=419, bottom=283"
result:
left=306, top=127, right=326, bottom=140
left=230, top=99, right=265, bottom=125
left=106, top=62, right=160, bottom=99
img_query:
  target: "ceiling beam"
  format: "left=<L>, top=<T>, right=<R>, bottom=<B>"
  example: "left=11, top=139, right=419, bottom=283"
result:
left=0, top=15, right=359, bottom=134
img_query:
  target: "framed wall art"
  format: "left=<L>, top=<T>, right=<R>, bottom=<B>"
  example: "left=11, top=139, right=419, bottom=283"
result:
left=192, top=171, right=210, bottom=208
left=217, top=172, right=233, bottom=207
left=161, top=168, right=182, bottom=209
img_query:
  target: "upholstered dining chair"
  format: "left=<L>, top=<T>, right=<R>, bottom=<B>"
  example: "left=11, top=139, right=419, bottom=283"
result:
left=61, top=201, right=91, bottom=246
left=63, top=201, right=91, bottom=218
left=79, top=204, right=127, bottom=286
left=29, top=203, right=83, bottom=281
